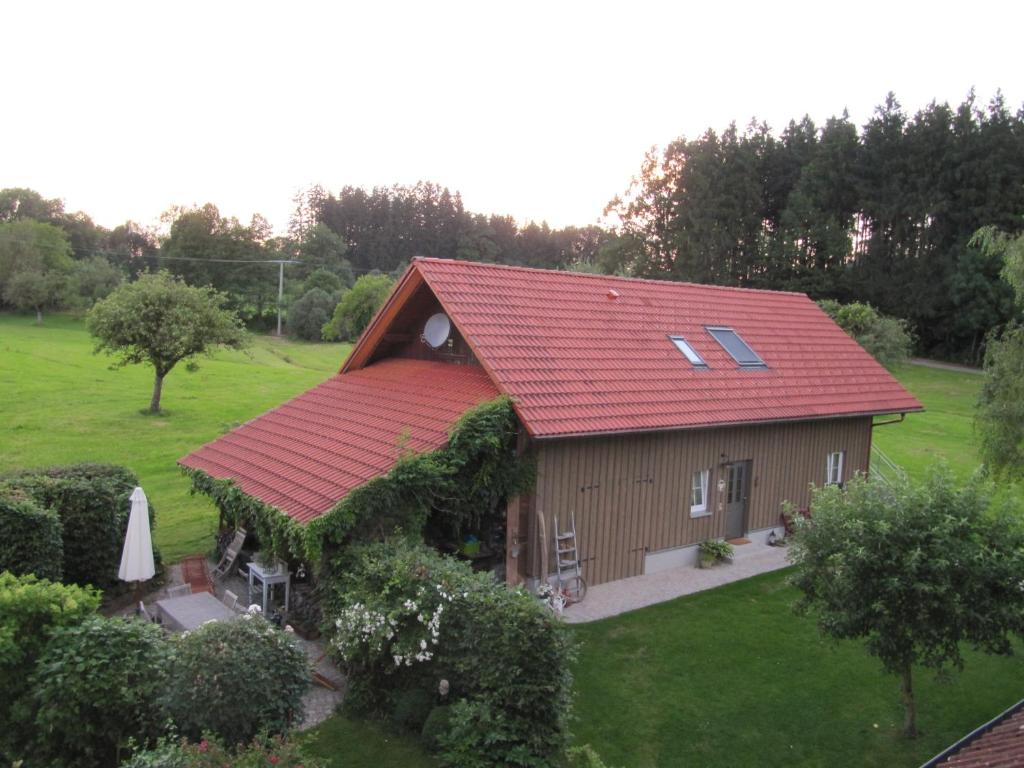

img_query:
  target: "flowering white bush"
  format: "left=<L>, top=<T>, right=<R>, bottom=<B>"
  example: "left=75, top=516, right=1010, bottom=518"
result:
left=332, top=582, right=456, bottom=669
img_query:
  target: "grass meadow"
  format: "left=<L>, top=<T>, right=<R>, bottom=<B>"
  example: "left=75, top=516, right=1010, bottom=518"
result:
left=2, top=312, right=1018, bottom=768
left=0, top=312, right=351, bottom=562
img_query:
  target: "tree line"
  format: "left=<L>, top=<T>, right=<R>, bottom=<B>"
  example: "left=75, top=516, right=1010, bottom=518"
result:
left=2, top=90, right=1022, bottom=362
left=606, top=92, right=1024, bottom=363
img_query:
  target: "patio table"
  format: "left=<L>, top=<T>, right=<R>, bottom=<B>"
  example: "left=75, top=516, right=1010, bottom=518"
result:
left=156, top=591, right=238, bottom=631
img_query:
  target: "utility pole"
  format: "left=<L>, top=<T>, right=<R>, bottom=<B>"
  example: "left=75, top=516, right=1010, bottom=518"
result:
left=271, top=259, right=301, bottom=336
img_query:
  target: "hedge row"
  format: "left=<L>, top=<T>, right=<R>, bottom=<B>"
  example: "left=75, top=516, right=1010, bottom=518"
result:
left=0, top=494, right=63, bottom=581
left=0, top=463, right=160, bottom=591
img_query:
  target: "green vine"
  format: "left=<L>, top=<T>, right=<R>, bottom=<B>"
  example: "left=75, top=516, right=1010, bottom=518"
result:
left=184, top=396, right=534, bottom=565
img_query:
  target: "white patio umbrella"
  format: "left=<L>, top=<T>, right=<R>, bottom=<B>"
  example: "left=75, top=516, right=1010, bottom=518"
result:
left=119, top=487, right=155, bottom=592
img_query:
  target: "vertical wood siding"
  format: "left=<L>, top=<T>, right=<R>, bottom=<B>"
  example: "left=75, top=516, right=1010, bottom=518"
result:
left=531, top=416, right=873, bottom=586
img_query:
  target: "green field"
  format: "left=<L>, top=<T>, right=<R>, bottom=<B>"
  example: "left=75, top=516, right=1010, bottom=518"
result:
left=2, top=312, right=1017, bottom=767
left=873, top=363, right=983, bottom=481
left=0, top=313, right=351, bottom=562
left=571, top=568, right=1024, bottom=768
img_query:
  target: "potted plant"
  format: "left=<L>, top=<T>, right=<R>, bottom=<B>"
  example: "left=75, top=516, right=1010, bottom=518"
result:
left=697, top=539, right=734, bottom=568
left=256, top=550, right=279, bottom=573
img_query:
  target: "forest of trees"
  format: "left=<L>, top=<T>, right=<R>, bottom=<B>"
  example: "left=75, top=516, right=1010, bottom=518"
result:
left=606, top=92, right=1024, bottom=362
left=2, top=91, right=1022, bottom=360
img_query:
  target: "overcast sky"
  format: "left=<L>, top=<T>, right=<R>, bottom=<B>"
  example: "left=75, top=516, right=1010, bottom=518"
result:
left=3, top=1, right=1021, bottom=235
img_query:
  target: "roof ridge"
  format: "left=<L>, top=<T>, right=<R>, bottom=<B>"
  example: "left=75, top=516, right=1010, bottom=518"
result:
left=412, top=255, right=811, bottom=298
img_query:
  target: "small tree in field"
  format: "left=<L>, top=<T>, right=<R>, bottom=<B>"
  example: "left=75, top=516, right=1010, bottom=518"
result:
left=87, top=271, right=247, bottom=413
left=788, top=469, right=1024, bottom=738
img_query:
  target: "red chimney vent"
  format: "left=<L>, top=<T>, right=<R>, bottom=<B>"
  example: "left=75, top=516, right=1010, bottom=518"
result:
left=607, top=289, right=620, bottom=300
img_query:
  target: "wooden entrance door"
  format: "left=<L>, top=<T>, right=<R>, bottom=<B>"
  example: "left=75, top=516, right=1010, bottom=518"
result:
left=724, top=460, right=751, bottom=539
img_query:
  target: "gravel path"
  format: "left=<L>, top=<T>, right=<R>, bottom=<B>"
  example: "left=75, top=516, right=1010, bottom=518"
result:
left=910, top=358, right=983, bottom=375
left=561, top=542, right=791, bottom=624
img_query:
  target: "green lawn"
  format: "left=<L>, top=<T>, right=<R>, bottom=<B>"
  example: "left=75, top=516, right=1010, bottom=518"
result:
left=873, top=363, right=983, bottom=481
left=0, top=312, right=350, bottom=562
left=570, top=569, right=1024, bottom=768
left=302, top=716, right=436, bottom=768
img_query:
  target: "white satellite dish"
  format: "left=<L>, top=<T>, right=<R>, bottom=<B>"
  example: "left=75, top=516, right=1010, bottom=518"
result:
left=423, top=312, right=451, bottom=349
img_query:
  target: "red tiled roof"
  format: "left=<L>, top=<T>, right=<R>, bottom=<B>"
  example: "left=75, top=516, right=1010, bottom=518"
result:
left=924, top=700, right=1024, bottom=767
left=404, top=258, right=922, bottom=438
left=179, top=358, right=499, bottom=523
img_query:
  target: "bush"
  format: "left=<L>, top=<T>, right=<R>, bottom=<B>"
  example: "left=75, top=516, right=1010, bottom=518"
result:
left=321, top=273, right=394, bottom=341
left=302, top=267, right=344, bottom=296
left=163, top=615, right=310, bottom=745
left=288, top=288, right=336, bottom=341
left=123, top=734, right=321, bottom=768
left=2, top=463, right=159, bottom=591
left=818, top=300, right=913, bottom=369
left=31, top=616, right=171, bottom=768
left=0, top=492, right=63, bottom=580
left=421, top=705, right=454, bottom=750
left=324, top=541, right=575, bottom=768
left=0, top=573, right=100, bottom=761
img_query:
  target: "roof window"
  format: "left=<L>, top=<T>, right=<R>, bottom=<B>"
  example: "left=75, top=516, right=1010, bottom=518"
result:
left=706, top=327, right=766, bottom=368
left=669, top=335, right=707, bottom=368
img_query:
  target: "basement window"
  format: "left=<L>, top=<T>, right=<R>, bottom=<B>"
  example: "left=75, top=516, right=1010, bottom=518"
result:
left=706, top=327, right=766, bottom=368
left=669, top=336, right=707, bottom=368
left=690, top=469, right=710, bottom=517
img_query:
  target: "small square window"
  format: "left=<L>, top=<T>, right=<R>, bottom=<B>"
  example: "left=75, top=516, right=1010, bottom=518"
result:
left=690, top=469, right=710, bottom=516
left=669, top=335, right=707, bottom=368
left=826, top=451, right=845, bottom=486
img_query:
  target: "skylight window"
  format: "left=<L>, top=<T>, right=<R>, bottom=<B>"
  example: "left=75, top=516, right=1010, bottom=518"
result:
left=706, top=327, right=766, bottom=368
left=669, top=335, right=707, bottom=368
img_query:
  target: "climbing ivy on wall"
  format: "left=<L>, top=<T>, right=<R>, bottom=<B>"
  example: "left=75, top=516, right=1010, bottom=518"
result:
left=184, top=396, right=533, bottom=565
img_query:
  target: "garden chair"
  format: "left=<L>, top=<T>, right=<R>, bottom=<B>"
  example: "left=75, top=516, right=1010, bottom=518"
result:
left=222, top=589, right=238, bottom=610
left=167, top=583, right=192, bottom=598
left=211, top=528, right=247, bottom=579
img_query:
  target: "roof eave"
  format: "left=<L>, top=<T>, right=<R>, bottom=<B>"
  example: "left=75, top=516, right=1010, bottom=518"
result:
left=527, top=406, right=926, bottom=441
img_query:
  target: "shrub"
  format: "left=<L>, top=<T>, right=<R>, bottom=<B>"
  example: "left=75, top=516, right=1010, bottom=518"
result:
left=0, top=491, right=63, bottom=580
left=122, top=734, right=320, bottom=768
left=321, top=273, right=394, bottom=341
left=421, top=705, right=454, bottom=750
left=324, top=541, right=575, bottom=768
left=302, top=267, right=344, bottom=296
left=2, top=463, right=160, bottom=591
left=0, top=573, right=100, bottom=761
left=163, top=615, right=310, bottom=745
left=31, top=616, right=171, bottom=768
left=288, top=288, right=336, bottom=341
left=818, top=300, right=913, bottom=369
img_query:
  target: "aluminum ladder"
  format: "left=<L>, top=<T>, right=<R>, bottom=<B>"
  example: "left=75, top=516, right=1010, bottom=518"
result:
left=553, top=512, right=581, bottom=584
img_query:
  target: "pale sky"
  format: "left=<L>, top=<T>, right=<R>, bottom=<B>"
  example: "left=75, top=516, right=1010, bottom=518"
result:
left=3, top=1, right=1021, bottom=235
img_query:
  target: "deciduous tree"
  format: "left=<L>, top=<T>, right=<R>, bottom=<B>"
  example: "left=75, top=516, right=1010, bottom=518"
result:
left=87, top=271, right=247, bottom=413
left=788, top=470, right=1024, bottom=738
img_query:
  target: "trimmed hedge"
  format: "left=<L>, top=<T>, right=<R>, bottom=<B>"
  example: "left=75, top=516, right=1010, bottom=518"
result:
left=324, top=541, right=575, bottom=768
left=2, top=464, right=160, bottom=591
left=0, top=492, right=63, bottom=580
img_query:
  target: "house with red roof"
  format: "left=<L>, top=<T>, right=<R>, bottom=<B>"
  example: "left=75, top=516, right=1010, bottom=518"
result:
left=181, top=257, right=922, bottom=587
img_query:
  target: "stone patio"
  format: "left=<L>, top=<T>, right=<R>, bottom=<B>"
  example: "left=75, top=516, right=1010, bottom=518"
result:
left=561, top=538, right=791, bottom=624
